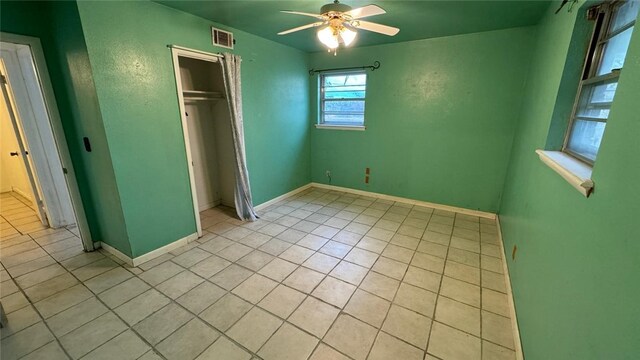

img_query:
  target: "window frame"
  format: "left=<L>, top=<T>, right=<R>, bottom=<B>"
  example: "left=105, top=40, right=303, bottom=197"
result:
left=318, top=69, right=367, bottom=128
left=563, top=0, right=636, bottom=164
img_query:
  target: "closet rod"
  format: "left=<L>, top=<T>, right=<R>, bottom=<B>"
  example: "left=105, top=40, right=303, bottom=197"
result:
left=167, top=45, right=224, bottom=59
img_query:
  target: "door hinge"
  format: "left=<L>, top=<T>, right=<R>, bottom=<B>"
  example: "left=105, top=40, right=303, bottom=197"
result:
left=0, top=74, right=6, bottom=84
left=62, top=167, right=68, bottom=174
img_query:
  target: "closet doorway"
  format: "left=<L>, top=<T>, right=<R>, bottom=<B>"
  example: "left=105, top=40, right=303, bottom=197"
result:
left=171, top=47, right=239, bottom=237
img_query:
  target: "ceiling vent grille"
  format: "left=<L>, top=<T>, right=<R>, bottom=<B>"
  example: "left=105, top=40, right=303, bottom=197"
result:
left=211, top=27, right=234, bottom=49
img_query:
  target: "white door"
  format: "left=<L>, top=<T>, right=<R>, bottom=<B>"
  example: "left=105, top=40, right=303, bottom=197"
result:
left=0, top=60, right=48, bottom=224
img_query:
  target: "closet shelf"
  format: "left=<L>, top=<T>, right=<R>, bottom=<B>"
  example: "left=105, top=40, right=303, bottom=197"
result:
left=182, top=90, right=225, bottom=101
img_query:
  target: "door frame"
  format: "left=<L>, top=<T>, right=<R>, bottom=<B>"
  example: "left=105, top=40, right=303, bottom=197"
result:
left=0, top=32, right=94, bottom=251
left=169, top=45, right=223, bottom=237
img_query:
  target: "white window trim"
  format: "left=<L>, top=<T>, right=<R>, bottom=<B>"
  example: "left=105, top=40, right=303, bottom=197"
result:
left=536, top=150, right=594, bottom=197
left=315, top=124, right=366, bottom=131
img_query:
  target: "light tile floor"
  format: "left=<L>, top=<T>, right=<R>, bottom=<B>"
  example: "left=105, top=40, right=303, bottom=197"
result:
left=1, top=187, right=516, bottom=359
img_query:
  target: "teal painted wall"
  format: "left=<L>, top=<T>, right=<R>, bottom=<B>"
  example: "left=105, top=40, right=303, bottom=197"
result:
left=75, top=0, right=310, bottom=257
left=499, top=2, right=640, bottom=358
left=0, top=1, right=130, bottom=255
left=309, top=27, right=535, bottom=212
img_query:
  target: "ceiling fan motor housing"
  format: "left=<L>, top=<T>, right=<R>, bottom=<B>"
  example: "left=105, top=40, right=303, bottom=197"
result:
left=321, top=1, right=352, bottom=15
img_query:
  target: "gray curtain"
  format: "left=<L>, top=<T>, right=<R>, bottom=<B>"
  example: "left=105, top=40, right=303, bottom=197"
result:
left=220, top=53, right=258, bottom=221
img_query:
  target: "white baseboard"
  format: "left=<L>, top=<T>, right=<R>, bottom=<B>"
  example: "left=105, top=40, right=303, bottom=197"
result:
left=98, top=232, right=198, bottom=267
left=254, top=183, right=313, bottom=211
left=495, top=215, right=524, bottom=360
left=310, top=182, right=496, bottom=219
left=199, top=200, right=221, bottom=212
left=12, top=187, right=34, bottom=204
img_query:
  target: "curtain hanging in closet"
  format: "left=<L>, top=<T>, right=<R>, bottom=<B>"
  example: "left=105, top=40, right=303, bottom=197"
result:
left=220, top=53, right=259, bottom=221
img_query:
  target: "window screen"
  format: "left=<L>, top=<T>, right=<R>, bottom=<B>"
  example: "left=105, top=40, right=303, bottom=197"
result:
left=320, top=71, right=367, bottom=126
left=565, top=0, right=638, bottom=163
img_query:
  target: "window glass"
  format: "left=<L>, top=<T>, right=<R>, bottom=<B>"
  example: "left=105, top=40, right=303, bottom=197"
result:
left=567, top=120, right=607, bottom=162
left=320, top=71, right=367, bottom=126
left=609, top=0, right=639, bottom=32
left=597, top=26, right=634, bottom=75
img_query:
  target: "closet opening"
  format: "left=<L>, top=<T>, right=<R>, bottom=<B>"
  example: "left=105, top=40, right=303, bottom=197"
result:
left=171, top=46, right=257, bottom=237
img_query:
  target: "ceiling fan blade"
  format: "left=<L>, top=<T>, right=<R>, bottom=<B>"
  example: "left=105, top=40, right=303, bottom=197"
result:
left=281, top=10, right=325, bottom=19
left=278, top=22, right=324, bottom=35
left=354, top=20, right=399, bottom=36
left=344, top=5, right=386, bottom=19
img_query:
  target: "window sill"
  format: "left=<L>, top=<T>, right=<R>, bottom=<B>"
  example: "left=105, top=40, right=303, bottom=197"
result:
left=535, top=150, right=594, bottom=197
left=315, top=124, right=366, bottom=131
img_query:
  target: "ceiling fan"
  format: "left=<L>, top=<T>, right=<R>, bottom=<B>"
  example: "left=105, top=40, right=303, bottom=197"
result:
left=277, top=1, right=400, bottom=53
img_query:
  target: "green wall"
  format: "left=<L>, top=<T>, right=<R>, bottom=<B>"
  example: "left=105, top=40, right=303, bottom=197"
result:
left=0, top=1, right=130, bottom=255
left=499, top=2, right=640, bottom=358
left=75, top=0, right=310, bottom=257
left=309, top=27, right=535, bottom=212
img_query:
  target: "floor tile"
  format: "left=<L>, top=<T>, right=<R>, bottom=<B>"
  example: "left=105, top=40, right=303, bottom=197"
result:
left=288, top=296, right=340, bottom=337
left=481, top=255, right=504, bottom=274
left=199, top=293, right=252, bottom=331
left=172, top=248, right=212, bottom=268
left=133, top=303, right=193, bottom=345
left=176, top=281, right=226, bottom=314
left=302, top=252, right=340, bottom=273
left=227, top=307, right=283, bottom=352
left=196, top=336, right=252, bottom=360
left=450, top=236, right=480, bottom=254
left=278, top=244, right=315, bottom=264
left=217, top=243, right=253, bottom=262
left=283, top=267, right=325, bottom=293
left=1, top=291, right=30, bottom=313
left=236, top=250, right=274, bottom=271
left=444, top=261, right=480, bottom=285
left=46, top=297, right=108, bottom=336
left=232, top=274, right=278, bottom=304
left=329, top=260, right=368, bottom=285
left=258, top=284, right=306, bottom=318
left=343, top=247, right=378, bottom=268
left=60, top=312, right=127, bottom=358
left=138, top=261, right=184, bottom=286
left=312, top=225, right=340, bottom=239
left=359, top=272, right=400, bottom=301
left=23, top=272, right=78, bottom=303
left=440, top=275, right=480, bottom=307
left=156, top=319, right=219, bottom=360
left=435, top=296, right=480, bottom=336
left=83, top=267, right=133, bottom=294
left=324, top=314, right=377, bottom=360
left=114, top=288, right=170, bottom=326
left=482, top=340, right=516, bottom=360
left=189, top=255, right=231, bottom=279
left=258, top=323, right=319, bottom=360
left=312, top=276, right=356, bottom=308
left=382, top=304, right=432, bottom=349
left=482, top=311, right=514, bottom=350
left=72, top=257, right=118, bottom=281
left=309, top=343, right=350, bottom=360
left=482, top=288, right=510, bottom=317
left=156, top=270, right=204, bottom=299
left=481, top=269, right=507, bottom=293
left=15, top=263, right=66, bottom=289
left=417, top=241, right=448, bottom=258
left=403, top=266, right=441, bottom=293
left=0, top=305, right=41, bottom=340
left=368, top=331, right=424, bottom=360
left=34, top=283, right=93, bottom=318
left=20, top=341, right=67, bottom=360
left=99, top=277, right=150, bottom=309
left=198, top=237, right=234, bottom=254
left=258, top=238, right=292, bottom=256
left=427, top=322, right=481, bottom=360
left=0, top=322, right=54, bottom=360
left=411, top=252, right=445, bottom=273
left=277, top=228, right=307, bottom=243
left=394, top=283, right=437, bottom=317
left=258, top=258, right=298, bottom=282
left=355, top=237, right=387, bottom=254
left=210, top=264, right=253, bottom=290
left=297, top=233, right=330, bottom=251
left=318, top=240, right=352, bottom=258
left=372, top=256, right=408, bottom=280
left=344, top=289, right=390, bottom=327
left=82, top=329, right=149, bottom=360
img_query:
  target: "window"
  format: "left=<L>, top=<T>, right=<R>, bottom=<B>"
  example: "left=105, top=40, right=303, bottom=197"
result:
left=319, top=70, right=367, bottom=127
left=564, top=0, right=639, bottom=164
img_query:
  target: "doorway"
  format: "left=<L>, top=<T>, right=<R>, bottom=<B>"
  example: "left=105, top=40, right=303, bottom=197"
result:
left=171, top=47, right=238, bottom=237
left=0, top=34, right=92, bottom=253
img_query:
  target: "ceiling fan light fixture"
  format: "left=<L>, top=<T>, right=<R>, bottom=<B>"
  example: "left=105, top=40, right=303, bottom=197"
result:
left=340, top=27, right=357, bottom=46
left=317, top=26, right=339, bottom=49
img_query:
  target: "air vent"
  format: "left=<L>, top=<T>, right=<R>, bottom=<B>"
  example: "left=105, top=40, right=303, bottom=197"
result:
left=211, top=27, right=234, bottom=49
